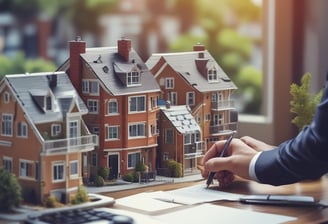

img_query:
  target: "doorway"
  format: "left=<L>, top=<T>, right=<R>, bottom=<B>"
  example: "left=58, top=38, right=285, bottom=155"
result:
left=108, top=154, right=119, bottom=179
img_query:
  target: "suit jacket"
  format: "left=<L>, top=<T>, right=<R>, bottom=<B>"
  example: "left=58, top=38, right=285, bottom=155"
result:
left=255, top=76, right=328, bottom=186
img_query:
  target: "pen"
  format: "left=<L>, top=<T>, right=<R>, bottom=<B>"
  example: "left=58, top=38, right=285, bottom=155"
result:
left=206, top=131, right=236, bottom=188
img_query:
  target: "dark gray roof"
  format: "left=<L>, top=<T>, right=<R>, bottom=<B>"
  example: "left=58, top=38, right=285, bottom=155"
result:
left=161, top=105, right=201, bottom=134
left=146, top=50, right=237, bottom=92
left=4, top=72, right=88, bottom=124
left=80, top=47, right=160, bottom=96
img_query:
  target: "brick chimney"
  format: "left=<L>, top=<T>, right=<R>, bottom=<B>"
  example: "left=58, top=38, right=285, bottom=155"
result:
left=194, top=43, right=208, bottom=77
left=193, top=43, right=206, bottom=58
left=69, top=36, right=86, bottom=92
left=118, top=38, right=131, bottom=62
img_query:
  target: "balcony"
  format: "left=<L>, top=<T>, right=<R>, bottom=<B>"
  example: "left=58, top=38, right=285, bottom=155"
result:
left=42, top=135, right=98, bottom=155
left=211, top=100, right=235, bottom=111
left=184, top=141, right=205, bottom=159
left=210, top=122, right=238, bottom=135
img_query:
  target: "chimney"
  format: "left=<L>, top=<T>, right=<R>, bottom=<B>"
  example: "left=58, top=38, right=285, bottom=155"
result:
left=69, top=36, right=86, bottom=92
left=193, top=43, right=206, bottom=58
left=118, top=38, right=131, bottom=62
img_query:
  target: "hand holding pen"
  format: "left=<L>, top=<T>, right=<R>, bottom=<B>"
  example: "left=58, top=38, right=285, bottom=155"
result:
left=206, top=131, right=236, bottom=188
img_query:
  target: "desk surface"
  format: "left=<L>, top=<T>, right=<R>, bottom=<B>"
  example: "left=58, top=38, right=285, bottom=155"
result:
left=105, top=176, right=328, bottom=223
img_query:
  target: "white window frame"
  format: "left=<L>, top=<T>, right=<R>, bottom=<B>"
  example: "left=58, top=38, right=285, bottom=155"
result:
left=127, top=70, right=141, bottom=86
left=82, top=80, right=89, bottom=93
left=128, top=96, right=146, bottom=113
left=3, top=157, right=13, bottom=172
left=4, top=91, right=10, bottom=103
left=87, top=99, right=99, bottom=114
left=89, top=80, right=99, bottom=95
left=51, top=124, right=61, bottom=137
left=19, top=159, right=33, bottom=179
left=106, top=125, right=119, bottom=140
left=108, top=99, right=118, bottom=115
left=208, top=67, right=218, bottom=82
left=1, top=114, right=13, bottom=137
left=186, top=92, right=195, bottom=106
left=52, top=161, right=65, bottom=182
left=127, top=152, right=141, bottom=169
left=70, top=160, right=79, bottom=178
left=128, top=122, right=146, bottom=138
left=165, top=77, right=174, bottom=89
left=167, top=92, right=178, bottom=105
left=17, top=122, right=28, bottom=138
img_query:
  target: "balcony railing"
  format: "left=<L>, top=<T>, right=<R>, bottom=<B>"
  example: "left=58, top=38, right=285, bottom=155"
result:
left=184, top=141, right=205, bottom=158
left=42, top=135, right=98, bottom=155
left=211, top=100, right=235, bottom=110
left=210, top=122, right=238, bottom=135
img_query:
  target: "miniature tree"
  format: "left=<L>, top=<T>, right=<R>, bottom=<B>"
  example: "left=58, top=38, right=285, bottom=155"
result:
left=0, top=168, right=22, bottom=212
left=289, top=73, right=323, bottom=131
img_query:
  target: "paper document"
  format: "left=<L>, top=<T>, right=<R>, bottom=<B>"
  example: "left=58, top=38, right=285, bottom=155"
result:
left=154, top=203, right=297, bottom=224
left=154, top=184, right=244, bottom=205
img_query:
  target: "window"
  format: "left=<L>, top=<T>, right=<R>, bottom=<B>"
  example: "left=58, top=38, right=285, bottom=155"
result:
left=128, top=152, right=141, bottom=169
left=149, top=96, right=158, bottom=110
left=106, top=126, right=119, bottom=140
left=90, top=80, right=99, bottom=95
left=2, top=114, right=13, bottom=136
left=128, top=123, right=145, bottom=138
left=3, top=157, right=12, bottom=172
left=108, top=100, right=118, bottom=114
left=70, top=160, right=78, bottom=178
left=214, top=114, right=223, bottom=125
left=127, top=71, right=140, bottom=86
left=82, top=80, right=89, bottom=93
left=150, top=124, right=157, bottom=136
left=186, top=92, right=195, bottom=106
left=208, top=67, right=218, bottom=82
left=129, top=96, right=145, bottom=113
left=205, top=114, right=211, bottom=121
left=184, top=133, right=192, bottom=144
left=92, top=127, right=100, bottom=135
left=165, top=78, right=174, bottom=89
left=51, top=124, right=61, bottom=137
left=4, top=92, right=10, bottom=103
left=163, top=152, right=169, bottom=161
left=46, top=96, right=52, bottom=111
left=19, top=160, right=33, bottom=178
left=165, top=128, right=173, bottom=144
left=91, top=152, right=97, bottom=167
left=167, top=92, right=178, bottom=105
left=88, top=100, right=99, bottom=113
left=53, top=162, right=65, bottom=182
left=17, top=122, right=28, bottom=137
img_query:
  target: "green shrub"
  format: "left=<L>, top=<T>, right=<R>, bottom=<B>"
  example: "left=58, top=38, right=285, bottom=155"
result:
left=71, top=186, right=89, bottom=205
left=0, top=168, right=22, bottom=212
left=98, top=167, right=110, bottom=180
left=135, top=161, right=146, bottom=172
left=167, top=160, right=183, bottom=177
left=94, top=175, right=105, bottom=187
left=122, top=171, right=140, bottom=182
left=44, top=195, right=58, bottom=208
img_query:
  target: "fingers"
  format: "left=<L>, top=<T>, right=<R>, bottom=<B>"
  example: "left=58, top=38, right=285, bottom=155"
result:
left=240, top=136, right=276, bottom=151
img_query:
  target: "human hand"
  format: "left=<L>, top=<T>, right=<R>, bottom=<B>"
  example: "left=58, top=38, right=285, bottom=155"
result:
left=201, top=138, right=261, bottom=188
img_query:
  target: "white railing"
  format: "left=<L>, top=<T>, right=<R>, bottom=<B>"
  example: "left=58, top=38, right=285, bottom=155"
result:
left=42, top=135, right=98, bottom=155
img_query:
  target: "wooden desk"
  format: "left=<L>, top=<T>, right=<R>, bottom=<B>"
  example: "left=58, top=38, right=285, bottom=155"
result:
left=105, top=176, right=328, bottom=223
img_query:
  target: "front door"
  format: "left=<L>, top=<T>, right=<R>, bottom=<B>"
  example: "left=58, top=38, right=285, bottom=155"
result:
left=108, top=154, right=119, bottom=179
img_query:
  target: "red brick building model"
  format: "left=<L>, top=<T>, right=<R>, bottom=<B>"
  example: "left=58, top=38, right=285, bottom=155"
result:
left=0, top=72, right=97, bottom=203
left=59, top=38, right=161, bottom=179
left=146, top=44, right=238, bottom=164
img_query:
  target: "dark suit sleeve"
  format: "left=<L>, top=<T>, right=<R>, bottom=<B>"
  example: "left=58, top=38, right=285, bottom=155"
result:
left=255, top=78, right=328, bottom=186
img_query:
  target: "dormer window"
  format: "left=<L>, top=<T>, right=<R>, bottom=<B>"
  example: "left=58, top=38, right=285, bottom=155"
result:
left=127, top=70, right=140, bottom=86
left=46, top=96, right=52, bottom=111
left=208, top=67, right=218, bottom=82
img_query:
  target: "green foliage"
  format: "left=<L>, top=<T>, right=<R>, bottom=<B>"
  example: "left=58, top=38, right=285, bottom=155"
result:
left=135, top=161, right=146, bottom=172
left=0, top=168, right=22, bottom=212
left=0, top=53, right=56, bottom=80
left=97, top=167, right=110, bottom=180
left=167, top=159, right=183, bottom=177
left=290, top=73, right=323, bottom=131
left=71, top=186, right=89, bottom=205
left=94, top=175, right=105, bottom=187
left=122, top=172, right=139, bottom=183
left=43, top=195, right=58, bottom=208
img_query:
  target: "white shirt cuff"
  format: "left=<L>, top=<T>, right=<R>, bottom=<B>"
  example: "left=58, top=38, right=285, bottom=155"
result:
left=249, top=151, right=262, bottom=182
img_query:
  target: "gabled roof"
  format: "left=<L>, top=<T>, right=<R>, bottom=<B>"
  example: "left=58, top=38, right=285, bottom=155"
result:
left=3, top=71, right=87, bottom=124
left=146, top=50, right=237, bottom=92
left=62, top=46, right=161, bottom=96
left=161, top=105, right=201, bottom=134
